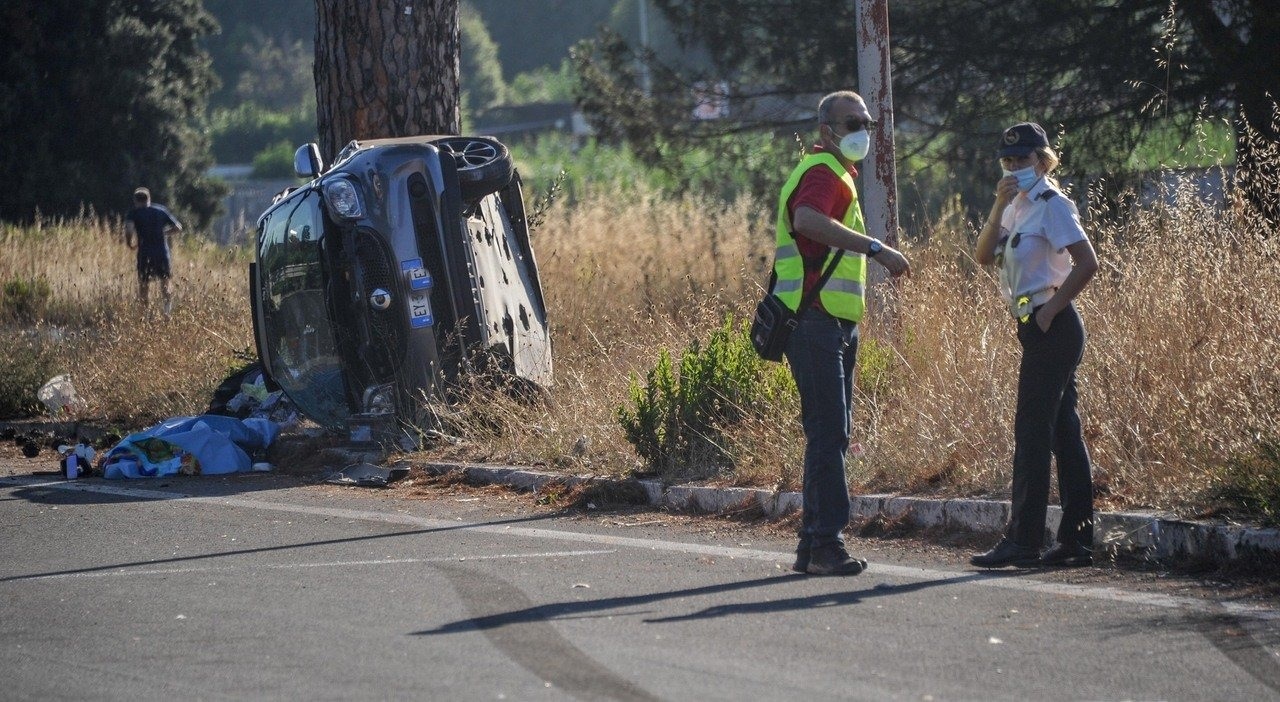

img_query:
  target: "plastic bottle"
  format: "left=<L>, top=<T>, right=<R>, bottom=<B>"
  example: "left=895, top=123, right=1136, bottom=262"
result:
left=65, top=453, right=78, bottom=480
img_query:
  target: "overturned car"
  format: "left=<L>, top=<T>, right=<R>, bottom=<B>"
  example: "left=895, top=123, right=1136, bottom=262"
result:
left=249, top=135, right=552, bottom=442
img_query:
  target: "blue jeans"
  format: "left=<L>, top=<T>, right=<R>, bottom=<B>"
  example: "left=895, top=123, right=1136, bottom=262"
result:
left=784, top=308, right=859, bottom=549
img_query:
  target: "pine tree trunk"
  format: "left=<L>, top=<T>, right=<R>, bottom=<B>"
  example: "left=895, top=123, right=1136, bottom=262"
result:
left=314, top=0, right=460, bottom=163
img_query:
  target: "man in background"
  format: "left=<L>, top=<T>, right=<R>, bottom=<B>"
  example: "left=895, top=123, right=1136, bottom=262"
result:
left=123, top=187, right=182, bottom=315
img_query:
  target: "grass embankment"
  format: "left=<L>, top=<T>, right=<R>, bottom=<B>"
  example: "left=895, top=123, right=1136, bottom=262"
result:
left=2, top=173, right=1278, bottom=521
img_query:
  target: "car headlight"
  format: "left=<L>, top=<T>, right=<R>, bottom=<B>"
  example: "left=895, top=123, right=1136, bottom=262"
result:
left=324, top=179, right=363, bottom=219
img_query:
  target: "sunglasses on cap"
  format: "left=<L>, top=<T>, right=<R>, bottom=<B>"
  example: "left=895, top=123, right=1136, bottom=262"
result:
left=828, top=116, right=877, bottom=133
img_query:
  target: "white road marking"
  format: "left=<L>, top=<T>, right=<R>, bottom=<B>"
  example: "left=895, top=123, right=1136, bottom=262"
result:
left=23, top=549, right=618, bottom=581
left=5, top=477, right=1279, bottom=623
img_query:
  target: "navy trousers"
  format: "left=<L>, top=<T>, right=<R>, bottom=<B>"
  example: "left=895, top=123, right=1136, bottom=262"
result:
left=1006, top=303, right=1094, bottom=549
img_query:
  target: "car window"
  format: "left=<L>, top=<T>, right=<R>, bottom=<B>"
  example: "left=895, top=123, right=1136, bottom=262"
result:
left=257, top=190, right=349, bottom=427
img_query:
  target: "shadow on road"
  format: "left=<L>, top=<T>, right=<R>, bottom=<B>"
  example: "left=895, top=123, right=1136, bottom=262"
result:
left=416, top=568, right=987, bottom=636
left=1, top=464, right=383, bottom=507
left=0, top=511, right=563, bottom=584
left=1094, top=609, right=1280, bottom=694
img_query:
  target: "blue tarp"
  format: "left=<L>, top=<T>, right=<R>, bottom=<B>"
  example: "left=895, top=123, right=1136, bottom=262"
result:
left=101, top=415, right=279, bottom=479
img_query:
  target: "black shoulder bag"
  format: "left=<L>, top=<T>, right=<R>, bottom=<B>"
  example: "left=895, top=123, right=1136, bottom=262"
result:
left=749, top=250, right=845, bottom=361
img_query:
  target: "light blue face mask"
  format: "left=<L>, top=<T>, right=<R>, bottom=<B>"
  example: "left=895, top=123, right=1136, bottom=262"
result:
left=1002, top=165, right=1040, bottom=192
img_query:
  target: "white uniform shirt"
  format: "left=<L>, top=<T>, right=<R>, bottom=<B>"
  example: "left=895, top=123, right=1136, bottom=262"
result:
left=996, top=177, right=1087, bottom=315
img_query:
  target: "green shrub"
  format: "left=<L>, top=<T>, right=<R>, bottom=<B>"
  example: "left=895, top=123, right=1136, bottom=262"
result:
left=617, top=315, right=795, bottom=479
left=1215, top=437, right=1280, bottom=526
left=509, top=60, right=577, bottom=103
left=0, top=337, right=59, bottom=418
left=508, top=130, right=798, bottom=205
left=210, top=103, right=315, bottom=164
left=1, top=276, right=51, bottom=324
left=856, top=336, right=896, bottom=402
left=251, top=141, right=299, bottom=179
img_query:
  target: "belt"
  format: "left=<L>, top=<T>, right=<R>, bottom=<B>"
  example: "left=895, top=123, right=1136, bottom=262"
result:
left=1026, top=287, right=1057, bottom=307
left=806, top=306, right=857, bottom=328
left=1010, top=286, right=1058, bottom=321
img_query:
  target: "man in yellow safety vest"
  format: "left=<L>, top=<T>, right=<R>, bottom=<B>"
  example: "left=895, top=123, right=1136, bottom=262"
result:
left=776, top=90, right=909, bottom=575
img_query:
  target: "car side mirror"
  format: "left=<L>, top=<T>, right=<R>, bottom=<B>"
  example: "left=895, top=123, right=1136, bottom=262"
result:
left=293, top=144, right=324, bottom=178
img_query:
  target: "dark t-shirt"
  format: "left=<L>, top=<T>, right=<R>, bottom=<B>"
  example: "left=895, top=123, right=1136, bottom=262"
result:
left=125, top=205, right=180, bottom=257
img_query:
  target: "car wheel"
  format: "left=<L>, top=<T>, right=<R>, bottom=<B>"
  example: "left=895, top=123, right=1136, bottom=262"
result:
left=434, top=136, right=514, bottom=202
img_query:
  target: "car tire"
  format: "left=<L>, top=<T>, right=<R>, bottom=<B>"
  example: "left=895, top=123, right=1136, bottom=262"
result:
left=434, top=136, right=514, bottom=202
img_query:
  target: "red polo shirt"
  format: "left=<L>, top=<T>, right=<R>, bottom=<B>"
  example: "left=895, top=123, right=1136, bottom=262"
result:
left=785, top=146, right=857, bottom=310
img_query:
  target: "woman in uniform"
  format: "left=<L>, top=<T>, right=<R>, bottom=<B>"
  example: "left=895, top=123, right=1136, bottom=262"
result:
left=970, top=122, right=1100, bottom=569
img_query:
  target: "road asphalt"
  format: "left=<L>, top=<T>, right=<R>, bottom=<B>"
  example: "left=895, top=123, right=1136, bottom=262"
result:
left=2, top=441, right=1279, bottom=700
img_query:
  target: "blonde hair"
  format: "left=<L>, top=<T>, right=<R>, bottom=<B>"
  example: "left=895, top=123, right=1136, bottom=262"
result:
left=1035, top=146, right=1060, bottom=173
left=1035, top=146, right=1061, bottom=187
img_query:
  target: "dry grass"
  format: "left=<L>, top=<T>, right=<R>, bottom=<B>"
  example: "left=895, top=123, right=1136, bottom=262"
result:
left=435, top=189, right=776, bottom=478
left=0, top=214, right=253, bottom=425
left=3, top=166, right=1278, bottom=516
left=858, top=176, right=1280, bottom=513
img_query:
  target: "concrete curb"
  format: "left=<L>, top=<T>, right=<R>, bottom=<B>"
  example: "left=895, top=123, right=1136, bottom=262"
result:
left=8, top=418, right=1274, bottom=565
left=413, top=460, right=1280, bottom=565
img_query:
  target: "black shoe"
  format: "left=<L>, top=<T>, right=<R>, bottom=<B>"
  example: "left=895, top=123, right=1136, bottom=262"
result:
left=805, top=544, right=867, bottom=576
left=970, top=539, right=1041, bottom=568
left=1041, top=542, right=1093, bottom=567
left=792, top=545, right=810, bottom=574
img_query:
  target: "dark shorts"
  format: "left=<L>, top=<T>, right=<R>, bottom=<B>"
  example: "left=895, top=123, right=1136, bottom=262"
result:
left=137, top=252, right=171, bottom=281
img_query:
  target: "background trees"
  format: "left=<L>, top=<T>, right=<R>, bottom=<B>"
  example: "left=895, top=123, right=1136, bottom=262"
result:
left=890, top=0, right=1277, bottom=217
left=460, top=3, right=507, bottom=117
left=202, top=0, right=313, bottom=110
left=5, top=0, right=1265, bottom=228
left=0, top=0, right=226, bottom=227
left=580, top=0, right=1278, bottom=217
left=468, top=0, right=617, bottom=80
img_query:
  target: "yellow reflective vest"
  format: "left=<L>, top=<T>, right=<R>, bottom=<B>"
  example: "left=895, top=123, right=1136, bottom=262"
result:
left=772, top=152, right=868, bottom=322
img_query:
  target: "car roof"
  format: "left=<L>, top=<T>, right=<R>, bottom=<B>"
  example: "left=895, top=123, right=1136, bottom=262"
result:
left=348, top=135, right=455, bottom=148
left=331, top=135, right=463, bottom=169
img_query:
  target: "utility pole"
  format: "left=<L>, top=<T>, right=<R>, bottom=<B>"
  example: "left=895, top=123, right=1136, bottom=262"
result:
left=853, top=0, right=899, bottom=251
left=637, top=0, right=651, bottom=96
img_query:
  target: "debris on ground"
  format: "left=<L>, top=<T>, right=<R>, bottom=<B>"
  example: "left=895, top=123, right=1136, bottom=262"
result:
left=205, top=361, right=297, bottom=425
left=37, top=374, right=84, bottom=416
left=324, top=461, right=410, bottom=488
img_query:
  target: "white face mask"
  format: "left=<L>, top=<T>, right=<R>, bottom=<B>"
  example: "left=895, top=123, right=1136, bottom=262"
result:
left=837, top=129, right=871, bottom=161
left=1001, top=165, right=1040, bottom=192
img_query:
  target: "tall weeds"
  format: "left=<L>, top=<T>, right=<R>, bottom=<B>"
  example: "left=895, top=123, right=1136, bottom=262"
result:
left=0, top=214, right=252, bottom=424
left=2, top=160, right=1276, bottom=517
left=864, top=173, right=1280, bottom=512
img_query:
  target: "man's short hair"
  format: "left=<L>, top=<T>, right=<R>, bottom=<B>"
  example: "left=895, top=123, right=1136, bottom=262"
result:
left=133, top=187, right=150, bottom=204
left=818, top=91, right=863, bottom=126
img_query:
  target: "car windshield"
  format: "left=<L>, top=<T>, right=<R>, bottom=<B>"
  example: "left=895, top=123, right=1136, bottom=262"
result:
left=257, top=190, right=349, bottom=427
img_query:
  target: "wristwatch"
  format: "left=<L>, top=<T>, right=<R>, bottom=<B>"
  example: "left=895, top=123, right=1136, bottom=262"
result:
left=867, top=239, right=883, bottom=258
